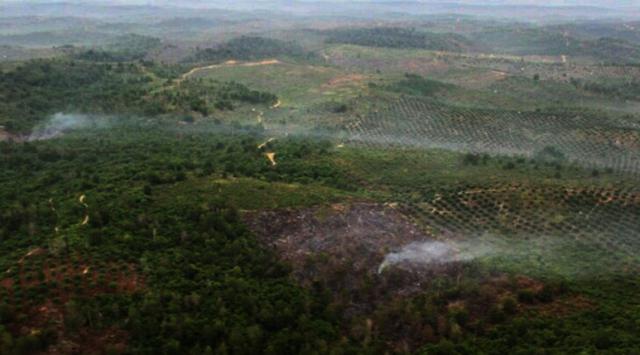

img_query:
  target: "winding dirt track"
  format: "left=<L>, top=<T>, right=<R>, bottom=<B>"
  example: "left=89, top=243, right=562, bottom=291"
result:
left=178, top=59, right=282, bottom=84
left=258, top=137, right=276, bottom=149
left=265, top=152, right=277, bottom=166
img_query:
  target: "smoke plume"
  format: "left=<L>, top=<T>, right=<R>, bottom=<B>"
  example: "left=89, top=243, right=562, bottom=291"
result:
left=378, top=240, right=495, bottom=273
left=27, top=113, right=109, bottom=141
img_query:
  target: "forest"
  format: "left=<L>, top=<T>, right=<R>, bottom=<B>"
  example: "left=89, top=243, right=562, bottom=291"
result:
left=324, top=28, right=472, bottom=52
left=191, top=36, right=312, bottom=63
left=0, top=59, right=277, bottom=132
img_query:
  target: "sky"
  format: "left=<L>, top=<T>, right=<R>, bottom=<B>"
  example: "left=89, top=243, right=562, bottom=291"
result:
left=5, top=0, right=640, bottom=6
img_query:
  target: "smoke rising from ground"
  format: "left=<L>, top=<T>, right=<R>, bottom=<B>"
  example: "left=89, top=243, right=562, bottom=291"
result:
left=378, top=240, right=496, bottom=273
left=377, top=229, right=640, bottom=279
left=27, top=113, right=111, bottom=141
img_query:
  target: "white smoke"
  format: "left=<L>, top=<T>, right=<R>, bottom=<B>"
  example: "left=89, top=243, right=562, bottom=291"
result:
left=378, top=240, right=494, bottom=273
left=28, top=113, right=108, bottom=141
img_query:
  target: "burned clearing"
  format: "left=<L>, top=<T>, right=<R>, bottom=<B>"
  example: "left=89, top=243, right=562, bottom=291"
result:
left=245, top=203, right=461, bottom=313
left=245, top=203, right=582, bottom=352
left=245, top=203, right=431, bottom=287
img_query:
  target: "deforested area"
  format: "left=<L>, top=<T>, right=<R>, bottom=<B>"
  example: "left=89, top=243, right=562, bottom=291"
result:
left=1, top=1, right=640, bottom=354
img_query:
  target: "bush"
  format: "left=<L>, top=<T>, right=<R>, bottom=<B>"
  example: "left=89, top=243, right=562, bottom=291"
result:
left=535, top=286, right=554, bottom=303
left=451, top=308, right=470, bottom=327
left=517, top=289, right=536, bottom=304
left=14, top=335, right=43, bottom=355
left=488, top=304, right=506, bottom=323
left=462, top=153, right=481, bottom=166
left=502, top=297, right=518, bottom=315
left=534, top=146, right=566, bottom=164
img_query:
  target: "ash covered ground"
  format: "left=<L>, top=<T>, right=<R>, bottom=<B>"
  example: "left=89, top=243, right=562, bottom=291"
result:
left=246, top=203, right=471, bottom=313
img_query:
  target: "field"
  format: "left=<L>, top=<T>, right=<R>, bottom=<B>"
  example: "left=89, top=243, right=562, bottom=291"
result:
left=1, top=2, right=640, bottom=354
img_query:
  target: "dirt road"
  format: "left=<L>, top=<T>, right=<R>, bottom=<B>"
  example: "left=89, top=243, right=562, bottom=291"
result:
left=265, top=152, right=277, bottom=166
left=258, top=137, right=276, bottom=149
left=178, top=59, right=282, bottom=84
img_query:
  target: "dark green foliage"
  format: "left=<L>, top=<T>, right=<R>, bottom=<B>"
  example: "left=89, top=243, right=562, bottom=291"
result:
left=0, top=121, right=355, bottom=353
left=502, top=297, right=517, bottom=315
left=517, top=289, right=535, bottom=304
left=462, top=153, right=481, bottom=166
left=325, top=27, right=472, bottom=52
left=191, top=36, right=309, bottom=63
left=0, top=59, right=277, bottom=131
left=72, top=35, right=161, bottom=62
left=535, top=286, right=554, bottom=303
left=220, top=81, right=278, bottom=105
left=389, top=73, right=454, bottom=97
left=0, top=59, right=153, bottom=131
left=572, top=77, right=640, bottom=100
left=534, top=146, right=566, bottom=164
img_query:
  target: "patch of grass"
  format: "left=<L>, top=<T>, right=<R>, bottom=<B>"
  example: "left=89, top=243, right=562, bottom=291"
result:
left=159, top=176, right=359, bottom=210
left=192, top=61, right=358, bottom=106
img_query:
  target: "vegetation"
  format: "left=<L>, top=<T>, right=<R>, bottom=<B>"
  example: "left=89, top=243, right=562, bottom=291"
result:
left=472, top=28, right=640, bottom=63
left=73, top=34, right=162, bottom=62
left=0, top=121, right=358, bottom=353
left=388, top=73, right=454, bottom=97
left=191, top=36, right=312, bottom=63
left=0, top=59, right=277, bottom=131
left=325, top=27, right=472, bottom=52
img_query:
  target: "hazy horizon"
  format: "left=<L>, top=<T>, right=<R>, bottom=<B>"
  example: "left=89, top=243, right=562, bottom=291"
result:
left=5, top=0, right=640, bottom=8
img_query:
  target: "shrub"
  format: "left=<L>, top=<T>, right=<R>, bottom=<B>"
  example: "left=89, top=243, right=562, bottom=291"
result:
left=488, top=304, right=506, bottom=323
left=536, top=286, right=554, bottom=303
left=517, top=289, right=535, bottom=304
left=502, top=297, right=518, bottom=315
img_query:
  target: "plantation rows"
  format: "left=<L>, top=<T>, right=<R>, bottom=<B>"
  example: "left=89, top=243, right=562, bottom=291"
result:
left=394, top=184, right=640, bottom=275
left=346, top=97, right=640, bottom=175
left=342, top=96, right=640, bottom=274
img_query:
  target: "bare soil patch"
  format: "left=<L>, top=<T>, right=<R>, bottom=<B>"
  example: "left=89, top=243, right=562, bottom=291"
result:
left=323, top=74, right=367, bottom=89
left=180, top=58, right=281, bottom=83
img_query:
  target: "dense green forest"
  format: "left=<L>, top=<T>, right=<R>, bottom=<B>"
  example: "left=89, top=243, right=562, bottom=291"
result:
left=0, top=122, right=358, bottom=354
left=73, top=34, right=163, bottom=62
left=191, top=36, right=312, bottom=63
left=324, top=27, right=472, bottom=52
